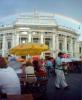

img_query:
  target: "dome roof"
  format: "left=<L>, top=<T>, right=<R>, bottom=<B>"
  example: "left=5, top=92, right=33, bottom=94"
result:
left=0, top=12, right=81, bottom=33
left=55, top=14, right=80, bottom=32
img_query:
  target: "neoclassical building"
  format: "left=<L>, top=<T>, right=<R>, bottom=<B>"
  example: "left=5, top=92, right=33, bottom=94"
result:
left=78, top=41, right=81, bottom=58
left=0, top=12, right=81, bottom=57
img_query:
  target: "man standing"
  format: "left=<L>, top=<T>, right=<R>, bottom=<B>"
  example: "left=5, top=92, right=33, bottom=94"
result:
left=55, top=52, right=68, bottom=89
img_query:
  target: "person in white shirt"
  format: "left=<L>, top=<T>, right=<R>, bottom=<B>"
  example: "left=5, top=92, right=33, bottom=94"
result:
left=0, top=57, right=21, bottom=95
left=55, top=52, right=68, bottom=89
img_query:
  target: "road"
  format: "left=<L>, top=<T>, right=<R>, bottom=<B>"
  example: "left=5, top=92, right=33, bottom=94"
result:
left=35, top=73, right=81, bottom=100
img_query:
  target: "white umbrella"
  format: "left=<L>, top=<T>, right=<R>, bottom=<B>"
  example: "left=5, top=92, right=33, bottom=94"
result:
left=61, top=58, right=72, bottom=63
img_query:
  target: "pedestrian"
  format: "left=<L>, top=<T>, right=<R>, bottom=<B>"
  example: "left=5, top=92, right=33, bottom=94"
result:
left=8, top=57, right=23, bottom=75
left=55, top=52, right=69, bottom=89
left=45, top=57, right=53, bottom=77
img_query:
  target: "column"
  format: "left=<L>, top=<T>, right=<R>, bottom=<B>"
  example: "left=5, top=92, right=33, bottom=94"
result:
left=16, top=34, right=20, bottom=45
left=63, top=36, right=67, bottom=53
left=56, top=35, right=59, bottom=55
left=12, top=34, right=15, bottom=47
left=52, top=33, right=56, bottom=57
left=19, top=36, right=21, bottom=44
left=2, top=34, right=6, bottom=57
left=40, top=32, right=44, bottom=44
left=76, top=42, right=80, bottom=58
left=70, top=38, right=73, bottom=57
left=40, top=32, right=44, bottom=58
left=28, top=31, right=31, bottom=43
left=74, top=40, right=79, bottom=57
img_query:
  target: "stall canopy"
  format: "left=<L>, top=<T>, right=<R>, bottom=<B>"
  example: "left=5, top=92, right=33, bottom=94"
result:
left=9, top=43, right=49, bottom=56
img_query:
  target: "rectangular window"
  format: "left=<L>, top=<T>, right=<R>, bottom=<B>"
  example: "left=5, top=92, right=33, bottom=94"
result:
left=33, top=38, right=39, bottom=43
left=80, top=47, right=81, bottom=53
left=0, top=42, right=2, bottom=49
left=45, top=38, right=52, bottom=49
left=8, top=41, right=11, bottom=49
left=59, top=42, right=62, bottom=50
left=21, top=38, right=27, bottom=43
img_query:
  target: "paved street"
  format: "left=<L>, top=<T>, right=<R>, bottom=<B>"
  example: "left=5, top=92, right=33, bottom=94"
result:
left=36, top=73, right=81, bottom=100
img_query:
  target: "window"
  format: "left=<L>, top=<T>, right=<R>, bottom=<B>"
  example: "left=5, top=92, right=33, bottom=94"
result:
left=67, top=43, right=69, bottom=51
left=59, top=42, right=62, bottom=50
left=45, top=41, right=49, bottom=47
left=67, top=42, right=70, bottom=51
left=21, top=38, right=27, bottom=43
left=0, top=42, right=2, bottom=49
left=45, top=38, right=52, bottom=49
left=7, top=33, right=12, bottom=36
left=8, top=41, right=11, bottom=49
left=79, top=47, right=81, bottom=53
left=0, top=34, right=3, bottom=37
left=33, top=38, right=39, bottom=43
left=45, top=32, right=48, bottom=34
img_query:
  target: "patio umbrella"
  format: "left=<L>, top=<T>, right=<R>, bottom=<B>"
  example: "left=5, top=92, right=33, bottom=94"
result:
left=9, top=43, right=48, bottom=56
left=61, top=58, right=72, bottom=63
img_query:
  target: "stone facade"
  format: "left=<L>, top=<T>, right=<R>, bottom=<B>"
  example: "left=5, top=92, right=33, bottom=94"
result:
left=77, top=41, right=81, bottom=58
left=0, top=12, right=81, bottom=58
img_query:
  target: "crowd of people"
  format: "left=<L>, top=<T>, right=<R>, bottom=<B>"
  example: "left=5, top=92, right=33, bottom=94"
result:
left=0, top=52, right=76, bottom=97
left=0, top=55, right=46, bottom=95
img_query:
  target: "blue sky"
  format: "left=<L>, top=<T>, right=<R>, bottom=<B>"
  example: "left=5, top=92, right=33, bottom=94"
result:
left=0, top=0, right=81, bottom=21
left=0, top=0, right=81, bottom=40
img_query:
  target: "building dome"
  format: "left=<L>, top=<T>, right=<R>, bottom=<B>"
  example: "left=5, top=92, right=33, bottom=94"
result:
left=0, top=12, right=81, bottom=33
